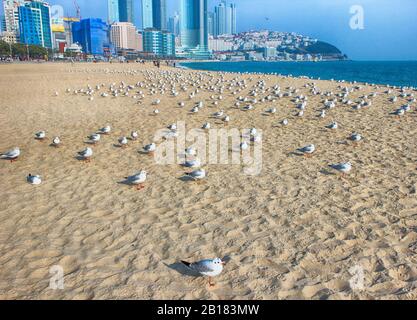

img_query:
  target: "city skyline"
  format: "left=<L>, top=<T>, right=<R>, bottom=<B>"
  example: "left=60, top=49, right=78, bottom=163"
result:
left=5, top=0, right=413, bottom=61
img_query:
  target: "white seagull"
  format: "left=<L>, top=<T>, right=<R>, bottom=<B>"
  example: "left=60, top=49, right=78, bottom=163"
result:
left=185, top=169, right=206, bottom=182
left=99, top=126, right=111, bottom=135
left=131, top=131, right=139, bottom=140
left=27, top=174, right=42, bottom=185
left=181, top=257, right=225, bottom=287
left=143, top=143, right=156, bottom=154
left=78, top=147, right=93, bottom=162
left=88, top=133, right=101, bottom=144
left=0, top=147, right=20, bottom=162
left=118, top=136, right=128, bottom=148
left=298, top=144, right=316, bottom=157
left=329, top=162, right=352, bottom=177
left=124, top=170, right=147, bottom=190
left=52, top=136, right=61, bottom=147
left=35, top=131, right=46, bottom=140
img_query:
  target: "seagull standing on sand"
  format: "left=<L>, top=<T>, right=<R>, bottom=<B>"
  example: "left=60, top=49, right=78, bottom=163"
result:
left=0, top=147, right=20, bottom=162
left=131, top=131, right=139, bottom=140
left=181, top=258, right=225, bottom=287
left=349, top=133, right=362, bottom=145
left=329, top=162, right=352, bottom=178
left=185, top=169, right=206, bottom=182
left=78, top=147, right=93, bottom=162
left=35, top=131, right=46, bottom=141
left=52, top=136, right=61, bottom=147
left=118, top=136, right=128, bottom=148
left=143, top=143, right=156, bottom=155
left=27, top=174, right=42, bottom=185
left=88, top=133, right=101, bottom=144
left=124, top=170, right=147, bottom=190
left=298, top=144, right=316, bottom=158
left=99, top=126, right=111, bottom=135
left=327, top=121, right=338, bottom=129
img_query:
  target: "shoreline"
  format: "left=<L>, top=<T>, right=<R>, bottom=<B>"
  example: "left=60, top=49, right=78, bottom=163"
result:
left=179, top=60, right=417, bottom=89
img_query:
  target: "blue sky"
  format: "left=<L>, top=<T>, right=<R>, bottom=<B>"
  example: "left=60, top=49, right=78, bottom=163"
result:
left=3, top=0, right=417, bottom=60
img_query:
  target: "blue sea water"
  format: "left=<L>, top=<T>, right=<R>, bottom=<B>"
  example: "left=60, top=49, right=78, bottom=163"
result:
left=180, top=61, right=417, bottom=88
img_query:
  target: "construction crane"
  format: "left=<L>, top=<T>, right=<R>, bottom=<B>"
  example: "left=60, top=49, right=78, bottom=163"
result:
left=73, top=0, right=81, bottom=20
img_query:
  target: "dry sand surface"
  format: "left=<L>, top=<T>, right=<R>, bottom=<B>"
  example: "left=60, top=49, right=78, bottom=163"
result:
left=0, top=62, right=416, bottom=300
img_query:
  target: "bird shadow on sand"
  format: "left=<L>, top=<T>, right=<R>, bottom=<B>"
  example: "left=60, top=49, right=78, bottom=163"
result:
left=84, top=141, right=97, bottom=145
left=74, top=155, right=88, bottom=161
left=164, top=262, right=202, bottom=278
left=319, top=169, right=336, bottom=176
left=178, top=176, right=195, bottom=182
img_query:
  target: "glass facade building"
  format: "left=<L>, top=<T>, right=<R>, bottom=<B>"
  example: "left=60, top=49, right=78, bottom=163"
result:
left=18, top=0, right=52, bottom=48
left=72, top=18, right=109, bottom=56
left=107, top=0, right=119, bottom=24
left=142, top=0, right=167, bottom=31
left=118, top=0, right=134, bottom=24
left=180, top=0, right=210, bottom=58
left=143, top=28, right=175, bottom=57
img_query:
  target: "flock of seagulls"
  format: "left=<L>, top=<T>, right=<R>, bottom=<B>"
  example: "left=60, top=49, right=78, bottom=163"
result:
left=1, top=65, right=416, bottom=287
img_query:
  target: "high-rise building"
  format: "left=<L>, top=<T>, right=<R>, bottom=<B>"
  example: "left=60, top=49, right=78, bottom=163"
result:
left=179, top=0, right=210, bottom=59
left=110, top=22, right=141, bottom=51
left=118, top=0, right=134, bottom=24
left=142, top=0, right=167, bottom=31
left=72, top=18, right=109, bottom=55
left=214, top=2, right=226, bottom=36
left=143, top=28, right=175, bottom=57
left=207, top=11, right=215, bottom=36
left=2, top=0, right=25, bottom=42
left=230, top=3, right=236, bottom=34
left=214, top=2, right=236, bottom=36
left=18, top=0, right=53, bottom=49
left=108, top=0, right=119, bottom=24
left=168, top=11, right=180, bottom=36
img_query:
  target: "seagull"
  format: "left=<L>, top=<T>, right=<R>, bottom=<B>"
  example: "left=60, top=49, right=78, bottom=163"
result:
left=393, top=108, right=405, bottom=118
left=327, top=121, right=338, bottom=129
left=202, top=122, right=211, bottom=130
left=349, top=133, right=362, bottom=145
left=167, top=123, right=177, bottom=131
left=183, top=158, right=201, bottom=168
left=99, top=126, right=111, bottom=135
left=185, top=169, right=206, bottom=182
left=281, top=119, right=289, bottom=126
left=88, top=133, right=101, bottom=144
left=185, top=147, right=197, bottom=157
left=124, top=170, right=147, bottom=190
left=131, top=131, right=139, bottom=140
left=329, top=162, right=352, bottom=178
left=52, top=136, right=61, bottom=147
left=298, top=144, right=315, bottom=157
left=265, top=107, right=277, bottom=114
left=181, top=257, right=225, bottom=287
left=0, top=147, right=20, bottom=162
left=118, top=136, right=128, bottom=148
left=240, top=141, right=249, bottom=151
left=78, top=147, right=93, bottom=162
left=222, top=115, right=230, bottom=124
left=143, top=143, right=156, bottom=155
left=27, top=174, right=42, bottom=185
left=320, top=110, right=326, bottom=118
left=190, top=106, right=199, bottom=113
left=212, top=110, right=224, bottom=118
left=250, top=135, right=262, bottom=143
left=35, top=131, right=46, bottom=141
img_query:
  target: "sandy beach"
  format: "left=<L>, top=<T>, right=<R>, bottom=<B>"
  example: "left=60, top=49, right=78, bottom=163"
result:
left=0, top=62, right=416, bottom=300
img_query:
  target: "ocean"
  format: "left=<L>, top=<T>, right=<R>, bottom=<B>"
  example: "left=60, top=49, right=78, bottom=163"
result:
left=180, top=61, right=417, bottom=88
